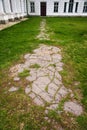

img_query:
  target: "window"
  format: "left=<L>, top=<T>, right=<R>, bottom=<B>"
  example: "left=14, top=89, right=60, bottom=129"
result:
left=68, top=0, right=74, bottom=13
left=9, top=0, right=13, bottom=12
left=75, top=2, right=78, bottom=13
left=54, top=2, right=59, bottom=12
left=83, top=2, right=87, bottom=13
left=30, top=2, right=35, bottom=13
left=64, top=2, right=67, bottom=13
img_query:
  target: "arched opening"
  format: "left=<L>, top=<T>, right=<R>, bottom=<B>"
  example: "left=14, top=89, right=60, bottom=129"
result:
left=68, top=0, right=74, bottom=13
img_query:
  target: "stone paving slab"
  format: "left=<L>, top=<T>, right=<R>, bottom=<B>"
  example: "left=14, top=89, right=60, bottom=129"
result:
left=29, top=93, right=36, bottom=99
left=10, top=44, right=83, bottom=116
left=33, top=96, right=44, bottom=106
left=36, top=19, right=50, bottom=40
left=13, top=77, right=20, bottom=81
left=64, top=101, right=83, bottom=116
left=8, top=86, right=19, bottom=92
left=47, top=104, right=58, bottom=110
left=39, top=92, right=53, bottom=103
left=25, top=85, right=31, bottom=94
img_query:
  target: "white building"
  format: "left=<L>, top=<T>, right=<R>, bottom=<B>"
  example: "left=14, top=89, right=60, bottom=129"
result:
left=0, top=0, right=87, bottom=23
left=0, top=0, right=27, bottom=23
left=28, top=0, right=87, bottom=16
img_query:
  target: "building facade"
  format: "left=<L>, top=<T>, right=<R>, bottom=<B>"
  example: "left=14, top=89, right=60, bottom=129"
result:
left=0, top=0, right=27, bottom=23
left=28, top=0, right=87, bottom=16
left=0, top=0, right=87, bottom=23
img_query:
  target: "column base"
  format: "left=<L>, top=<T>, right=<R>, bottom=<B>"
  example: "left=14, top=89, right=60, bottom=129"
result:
left=0, top=13, right=9, bottom=24
left=0, top=20, right=8, bottom=24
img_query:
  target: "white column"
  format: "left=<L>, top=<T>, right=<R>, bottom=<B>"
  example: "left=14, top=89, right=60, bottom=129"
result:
left=19, top=0, right=22, bottom=13
left=15, top=0, right=19, bottom=13
left=78, top=0, right=84, bottom=14
left=14, top=0, right=22, bottom=18
left=21, top=0, right=27, bottom=16
left=59, top=0, right=64, bottom=14
left=0, top=0, right=9, bottom=23
left=20, top=0, right=22, bottom=13
left=21, top=0, right=24, bottom=13
left=11, top=0, right=17, bottom=13
left=73, top=2, right=76, bottom=14
left=0, top=0, right=4, bottom=13
left=28, top=0, right=30, bottom=15
left=24, top=0, right=27, bottom=13
left=66, top=2, right=69, bottom=13
left=19, top=0, right=24, bottom=17
left=3, top=0, right=11, bottom=13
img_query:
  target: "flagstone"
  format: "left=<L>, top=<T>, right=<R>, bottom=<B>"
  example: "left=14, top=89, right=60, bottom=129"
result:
left=47, top=104, right=58, bottom=110
left=32, top=83, right=42, bottom=94
left=29, top=93, right=36, bottom=99
left=9, top=86, right=19, bottom=92
left=33, top=96, right=44, bottom=106
left=58, top=86, right=68, bottom=97
left=48, top=87, right=56, bottom=97
left=9, top=44, right=83, bottom=116
left=26, top=73, right=37, bottom=82
left=55, top=71, right=62, bottom=81
left=53, top=78, right=62, bottom=86
left=52, top=47, right=61, bottom=54
left=64, top=101, right=83, bottom=116
left=39, top=92, right=52, bottom=102
left=25, top=85, right=31, bottom=94
left=52, top=54, right=62, bottom=63
left=24, top=54, right=31, bottom=59
left=13, top=77, right=20, bottom=81
left=48, top=83, right=59, bottom=91
left=34, top=76, right=51, bottom=86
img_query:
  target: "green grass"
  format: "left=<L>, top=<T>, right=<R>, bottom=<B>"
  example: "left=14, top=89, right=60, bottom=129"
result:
left=18, top=69, right=30, bottom=78
left=0, top=17, right=87, bottom=130
left=45, top=85, right=48, bottom=92
left=48, top=109, right=61, bottom=121
left=0, top=93, right=45, bottom=130
left=77, top=115, right=87, bottom=130
left=30, top=64, right=41, bottom=69
left=49, top=63, right=56, bottom=67
left=46, top=17, right=87, bottom=130
left=0, top=17, right=41, bottom=69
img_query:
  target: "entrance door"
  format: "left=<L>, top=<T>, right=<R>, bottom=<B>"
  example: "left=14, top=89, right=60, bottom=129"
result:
left=41, top=2, right=46, bottom=16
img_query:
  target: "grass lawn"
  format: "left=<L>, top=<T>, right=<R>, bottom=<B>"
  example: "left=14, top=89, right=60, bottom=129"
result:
left=0, top=17, right=87, bottom=130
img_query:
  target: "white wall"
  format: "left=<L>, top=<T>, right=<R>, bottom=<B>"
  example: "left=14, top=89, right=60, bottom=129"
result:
left=28, top=0, right=87, bottom=16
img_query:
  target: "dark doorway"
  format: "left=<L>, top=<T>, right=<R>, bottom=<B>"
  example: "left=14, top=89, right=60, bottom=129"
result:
left=41, top=2, right=46, bottom=16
